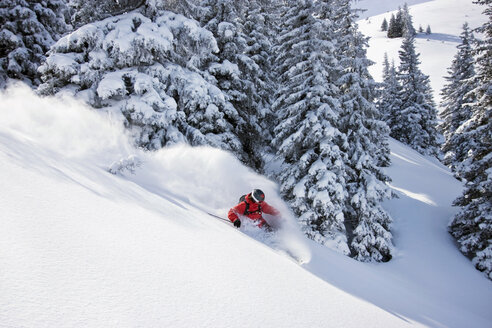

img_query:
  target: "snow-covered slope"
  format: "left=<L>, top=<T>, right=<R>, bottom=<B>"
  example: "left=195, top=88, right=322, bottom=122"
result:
left=2, top=82, right=492, bottom=327
left=353, top=0, right=431, bottom=20
left=0, top=85, right=409, bottom=327
left=357, top=0, right=487, bottom=105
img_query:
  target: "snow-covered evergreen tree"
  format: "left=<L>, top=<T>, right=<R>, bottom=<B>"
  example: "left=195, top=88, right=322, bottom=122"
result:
left=381, top=18, right=388, bottom=32
left=386, top=5, right=414, bottom=39
left=38, top=10, right=245, bottom=158
left=401, top=3, right=416, bottom=37
left=156, top=0, right=199, bottom=18
left=439, top=23, right=477, bottom=173
left=395, top=6, right=404, bottom=35
left=387, top=7, right=404, bottom=38
left=0, top=0, right=71, bottom=87
left=70, top=0, right=145, bottom=27
left=392, top=34, right=440, bottom=156
left=426, top=25, right=432, bottom=35
left=387, top=13, right=399, bottom=38
left=333, top=0, right=393, bottom=262
left=240, top=0, right=278, bottom=149
left=379, top=53, right=391, bottom=119
left=272, top=0, right=349, bottom=254
left=198, top=0, right=265, bottom=169
left=449, top=0, right=492, bottom=281
left=378, top=53, right=402, bottom=139
left=139, top=0, right=203, bottom=22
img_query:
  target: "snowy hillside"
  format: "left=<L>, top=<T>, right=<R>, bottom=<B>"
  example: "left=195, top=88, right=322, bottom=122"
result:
left=353, top=0, right=431, bottom=19
left=357, top=0, right=487, bottom=105
left=1, top=82, right=492, bottom=327
left=0, top=85, right=404, bottom=327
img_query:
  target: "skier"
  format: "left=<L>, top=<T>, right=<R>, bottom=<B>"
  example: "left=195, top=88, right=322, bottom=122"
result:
left=228, top=189, right=280, bottom=229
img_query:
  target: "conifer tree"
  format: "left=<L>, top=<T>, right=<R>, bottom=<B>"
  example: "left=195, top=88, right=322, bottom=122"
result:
left=241, top=0, right=278, bottom=148
left=395, top=6, right=404, bottom=36
left=70, top=0, right=145, bottom=27
left=156, top=0, right=199, bottom=18
left=39, top=10, right=245, bottom=158
left=401, top=3, right=416, bottom=37
left=449, top=0, right=492, bottom=281
left=381, top=18, right=388, bottom=32
left=272, top=0, right=349, bottom=253
left=199, top=0, right=265, bottom=169
left=440, top=23, right=477, bottom=173
left=387, top=13, right=398, bottom=38
left=333, top=0, right=393, bottom=262
left=379, top=53, right=391, bottom=111
left=378, top=53, right=401, bottom=130
left=378, top=53, right=401, bottom=161
left=392, top=34, right=440, bottom=156
left=0, top=0, right=71, bottom=87
left=387, top=5, right=414, bottom=39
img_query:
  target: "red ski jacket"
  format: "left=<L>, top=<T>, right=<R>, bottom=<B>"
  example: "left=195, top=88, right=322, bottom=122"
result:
left=228, top=193, right=279, bottom=228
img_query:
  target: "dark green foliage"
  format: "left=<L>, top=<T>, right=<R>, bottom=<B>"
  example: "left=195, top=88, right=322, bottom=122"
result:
left=198, top=0, right=267, bottom=170
left=381, top=18, right=388, bottom=31
left=0, top=0, right=71, bottom=86
left=70, top=0, right=145, bottom=27
left=387, top=14, right=400, bottom=38
left=334, top=0, right=393, bottom=262
left=439, top=23, right=477, bottom=173
left=392, top=34, right=440, bottom=156
left=387, top=5, right=415, bottom=38
left=449, top=0, right=492, bottom=281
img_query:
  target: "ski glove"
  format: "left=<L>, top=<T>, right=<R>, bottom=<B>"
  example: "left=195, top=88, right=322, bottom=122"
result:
left=234, top=219, right=241, bottom=228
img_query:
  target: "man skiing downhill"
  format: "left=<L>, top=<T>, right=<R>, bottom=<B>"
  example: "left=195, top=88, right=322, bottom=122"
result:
left=228, top=189, right=280, bottom=229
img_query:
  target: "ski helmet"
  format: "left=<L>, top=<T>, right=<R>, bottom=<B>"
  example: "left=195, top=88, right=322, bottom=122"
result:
left=251, top=189, right=265, bottom=203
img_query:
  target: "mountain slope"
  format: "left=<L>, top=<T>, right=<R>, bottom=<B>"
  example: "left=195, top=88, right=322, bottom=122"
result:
left=353, top=0, right=431, bottom=19
left=304, top=138, right=492, bottom=328
left=0, top=84, right=419, bottom=328
left=357, top=0, right=487, bottom=105
left=2, top=83, right=492, bottom=327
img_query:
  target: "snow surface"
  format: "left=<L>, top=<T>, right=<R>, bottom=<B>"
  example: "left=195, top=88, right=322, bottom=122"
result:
left=357, top=0, right=487, bottom=106
left=353, top=0, right=431, bottom=19
left=1, top=80, right=492, bottom=328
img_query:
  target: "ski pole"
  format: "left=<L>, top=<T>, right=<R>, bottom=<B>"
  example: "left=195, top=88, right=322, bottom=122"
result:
left=207, top=212, right=230, bottom=222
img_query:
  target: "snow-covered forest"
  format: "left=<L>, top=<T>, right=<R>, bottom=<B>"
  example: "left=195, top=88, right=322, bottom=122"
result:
left=1, top=0, right=491, bottom=299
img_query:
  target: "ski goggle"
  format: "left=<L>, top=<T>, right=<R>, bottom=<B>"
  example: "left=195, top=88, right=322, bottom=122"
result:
left=251, top=189, right=265, bottom=203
